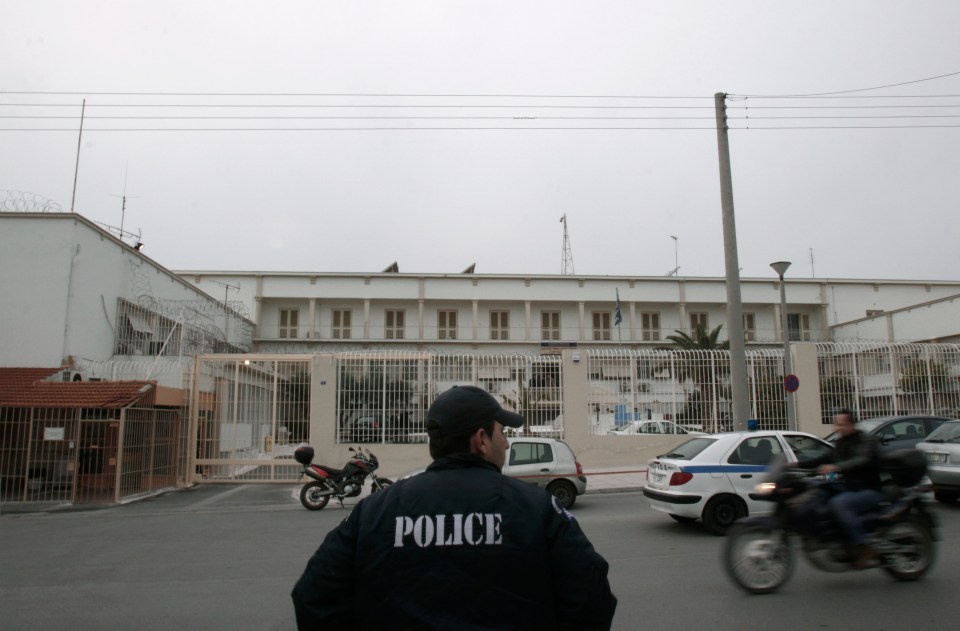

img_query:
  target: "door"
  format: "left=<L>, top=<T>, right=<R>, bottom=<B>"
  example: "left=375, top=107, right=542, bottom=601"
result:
left=724, top=435, right=785, bottom=515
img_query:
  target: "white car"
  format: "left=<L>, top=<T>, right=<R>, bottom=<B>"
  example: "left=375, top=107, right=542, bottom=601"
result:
left=642, top=430, right=833, bottom=535
left=399, top=436, right=587, bottom=509
left=609, top=420, right=706, bottom=436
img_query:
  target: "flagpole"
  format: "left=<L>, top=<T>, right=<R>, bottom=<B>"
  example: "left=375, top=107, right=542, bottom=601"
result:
left=614, top=288, right=623, bottom=345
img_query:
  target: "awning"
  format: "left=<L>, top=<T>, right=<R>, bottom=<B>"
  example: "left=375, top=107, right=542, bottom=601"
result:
left=126, top=312, right=154, bottom=335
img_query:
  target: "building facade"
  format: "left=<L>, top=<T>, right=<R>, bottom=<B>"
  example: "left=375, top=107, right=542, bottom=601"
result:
left=178, top=270, right=960, bottom=354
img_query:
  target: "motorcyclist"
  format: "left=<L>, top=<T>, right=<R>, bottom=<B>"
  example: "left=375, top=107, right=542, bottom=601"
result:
left=797, top=408, right=883, bottom=569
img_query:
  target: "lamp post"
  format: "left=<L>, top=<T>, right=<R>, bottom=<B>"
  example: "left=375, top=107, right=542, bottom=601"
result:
left=770, top=261, right=796, bottom=431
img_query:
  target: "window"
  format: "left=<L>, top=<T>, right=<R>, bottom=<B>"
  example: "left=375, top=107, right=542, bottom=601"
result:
left=728, top=437, right=783, bottom=465
left=508, top=441, right=554, bottom=466
left=787, top=313, right=810, bottom=341
left=332, top=309, right=351, bottom=339
left=385, top=309, right=405, bottom=340
left=541, top=311, right=561, bottom=340
left=592, top=311, right=611, bottom=341
left=279, top=309, right=299, bottom=339
left=640, top=312, right=660, bottom=341
left=743, top=312, right=756, bottom=342
left=690, top=312, right=708, bottom=332
left=490, top=310, right=509, bottom=340
left=438, top=310, right=457, bottom=340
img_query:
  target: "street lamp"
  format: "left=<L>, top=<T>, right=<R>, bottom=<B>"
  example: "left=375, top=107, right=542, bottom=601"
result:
left=770, top=261, right=796, bottom=431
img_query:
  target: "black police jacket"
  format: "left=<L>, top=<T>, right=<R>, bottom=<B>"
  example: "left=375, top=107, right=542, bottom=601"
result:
left=292, top=453, right=617, bottom=631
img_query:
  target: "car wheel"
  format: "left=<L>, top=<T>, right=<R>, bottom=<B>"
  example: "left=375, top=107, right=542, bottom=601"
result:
left=934, top=490, right=959, bottom=503
left=669, top=514, right=697, bottom=523
left=547, top=480, right=577, bottom=509
left=702, top=495, right=746, bottom=536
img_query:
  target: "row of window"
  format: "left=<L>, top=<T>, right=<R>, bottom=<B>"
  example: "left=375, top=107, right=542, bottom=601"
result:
left=275, top=308, right=812, bottom=342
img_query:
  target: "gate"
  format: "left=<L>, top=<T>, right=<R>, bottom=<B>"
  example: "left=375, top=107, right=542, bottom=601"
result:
left=191, top=355, right=311, bottom=482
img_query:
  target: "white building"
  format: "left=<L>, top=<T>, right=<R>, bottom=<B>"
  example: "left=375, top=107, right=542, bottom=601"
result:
left=178, top=269, right=960, bottom=354
left=0, top=212, right=253, bottom=387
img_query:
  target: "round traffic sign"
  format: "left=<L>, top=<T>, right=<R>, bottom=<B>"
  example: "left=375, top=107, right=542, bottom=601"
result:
left=784, top=374, right=800, bottom=393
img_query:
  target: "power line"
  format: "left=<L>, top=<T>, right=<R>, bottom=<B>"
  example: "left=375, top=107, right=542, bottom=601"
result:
left=0, top=90, right=714, bottom=99
left=0, top=126, right=724, bottom=132
left=0, top=102, right=717, bottom=109
left=729, top=69, right=960, bottom=98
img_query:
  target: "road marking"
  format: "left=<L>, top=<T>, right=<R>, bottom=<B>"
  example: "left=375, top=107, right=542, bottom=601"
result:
left=185, top=485, right=249, bottom=510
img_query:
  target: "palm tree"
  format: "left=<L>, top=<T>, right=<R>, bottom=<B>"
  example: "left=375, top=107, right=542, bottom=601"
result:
left=665, top=324, right=729, bottom=350
left=663, top=324, right=729, bottom=431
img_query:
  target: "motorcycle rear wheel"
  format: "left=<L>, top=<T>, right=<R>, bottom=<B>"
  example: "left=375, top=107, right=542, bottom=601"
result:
left=723, top=523, right=794, bottom=594
left=880, top=516, right=935, bottom=581
left=300, top=481, right=331, bottom=511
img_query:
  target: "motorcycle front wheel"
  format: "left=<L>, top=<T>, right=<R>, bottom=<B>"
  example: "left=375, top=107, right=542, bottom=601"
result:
left=723, top=523, right=794, bottom=594
left=371, top=478, right=393, bottom=493
left=880, top=516, right=935, bottom=581
left=300, top=481, right=331, bottom=511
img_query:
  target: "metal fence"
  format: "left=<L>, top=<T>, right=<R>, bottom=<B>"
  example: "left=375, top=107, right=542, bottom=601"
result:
left=817, top=342, right=960, bottom=423
left=192, top=356, right=311, bottom=482
left=335, top=352, right=564, bottom=444
left=586, top=348, right=791, bottom=435
left=0, top=406, right=186, bottom=505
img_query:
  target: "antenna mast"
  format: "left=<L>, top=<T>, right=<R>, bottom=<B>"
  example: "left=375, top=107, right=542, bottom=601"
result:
left=560, top=214, right=575, bottom=275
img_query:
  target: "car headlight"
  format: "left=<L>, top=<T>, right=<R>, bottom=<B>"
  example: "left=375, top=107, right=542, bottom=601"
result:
left=754, top=481, right=776, bottom=495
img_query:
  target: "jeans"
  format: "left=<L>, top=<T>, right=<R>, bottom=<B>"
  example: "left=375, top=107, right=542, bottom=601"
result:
left=827, top=488, right=884, bottom=546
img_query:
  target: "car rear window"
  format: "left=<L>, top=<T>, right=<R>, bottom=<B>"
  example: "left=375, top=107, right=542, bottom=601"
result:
left=925, top=421, right=960, bottom=444
left=657, top=437, right=716, bottom=460
left=509, top=441, right=554, bottom=465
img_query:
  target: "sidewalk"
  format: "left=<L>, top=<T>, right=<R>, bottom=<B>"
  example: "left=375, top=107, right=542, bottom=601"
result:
left=581, top=465, right=648, bottom=494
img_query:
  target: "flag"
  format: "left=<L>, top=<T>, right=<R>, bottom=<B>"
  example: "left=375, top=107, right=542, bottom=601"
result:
left=614, top=289, right=622, bottom=326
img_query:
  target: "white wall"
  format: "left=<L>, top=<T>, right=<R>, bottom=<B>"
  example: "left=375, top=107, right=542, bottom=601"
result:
left=0, top=213, right=246, bottom=368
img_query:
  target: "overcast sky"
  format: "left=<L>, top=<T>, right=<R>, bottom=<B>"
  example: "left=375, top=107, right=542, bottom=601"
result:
left=3, top=1, right=959, bottom=281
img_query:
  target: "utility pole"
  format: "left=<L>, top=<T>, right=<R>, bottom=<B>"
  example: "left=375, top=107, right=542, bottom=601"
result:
left=714, top=93, right=750, bottom=430
left=560, top=214, right=575, bottom=275
left=213, top=281, right=240, bottom=350
left=70, top=99, right=86, bottom=213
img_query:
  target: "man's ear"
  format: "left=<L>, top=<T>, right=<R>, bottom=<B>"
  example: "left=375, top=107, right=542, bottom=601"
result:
left=468, top=427, right=488, bottom=456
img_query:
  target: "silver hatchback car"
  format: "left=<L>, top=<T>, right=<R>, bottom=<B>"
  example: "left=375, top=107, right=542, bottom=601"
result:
left=504, top=437, right=587, bottom=509
left=917, top=420, right=960, bottom=504
left=399, top=436, right=587, bottom=509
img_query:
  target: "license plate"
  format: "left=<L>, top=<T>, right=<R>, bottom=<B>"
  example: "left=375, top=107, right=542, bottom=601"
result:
left=651, top=472, right=666, bottom=484
left=925, top=452, right=947, bottom=464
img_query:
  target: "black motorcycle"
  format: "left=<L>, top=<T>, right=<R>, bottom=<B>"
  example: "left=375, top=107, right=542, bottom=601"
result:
left=723, top=450, right=938, bottom=594
left=294, top=445, right=393, bottom=511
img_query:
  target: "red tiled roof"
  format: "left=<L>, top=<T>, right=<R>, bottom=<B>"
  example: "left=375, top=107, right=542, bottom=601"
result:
left=0, top=369, right=155, bottom=408
left=0, top=367, right=62, bottom=402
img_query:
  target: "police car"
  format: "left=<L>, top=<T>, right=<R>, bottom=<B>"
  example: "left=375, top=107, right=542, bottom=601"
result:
left=642, top=430, right=833, bottom=535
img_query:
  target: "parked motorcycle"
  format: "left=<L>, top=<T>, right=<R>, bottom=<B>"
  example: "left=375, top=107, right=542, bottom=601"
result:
left=723, top=450, right=938, bottom=594
left=294, top=445, right=393, bottom=511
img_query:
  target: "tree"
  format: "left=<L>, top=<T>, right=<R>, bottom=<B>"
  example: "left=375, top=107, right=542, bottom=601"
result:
left=665, top=324, right=730, bottom=351
left=663, top=324, right=730, bottom=431
left=898, top=360, right=951, bottom=414
left=820, top=375, right=855, bottom=423
left=898, top=360, right=949, bottom=394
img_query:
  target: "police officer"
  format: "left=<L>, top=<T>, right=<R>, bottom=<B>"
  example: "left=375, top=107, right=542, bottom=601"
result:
left=292, top=385, right=617, bottom=630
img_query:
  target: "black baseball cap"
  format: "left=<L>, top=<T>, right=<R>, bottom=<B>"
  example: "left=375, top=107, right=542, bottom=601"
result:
left=425, top=386, right=524, bottom=439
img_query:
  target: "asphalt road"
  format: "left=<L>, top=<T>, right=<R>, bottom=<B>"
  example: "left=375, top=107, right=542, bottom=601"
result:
left=2, top=485, right=959, bottom=630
